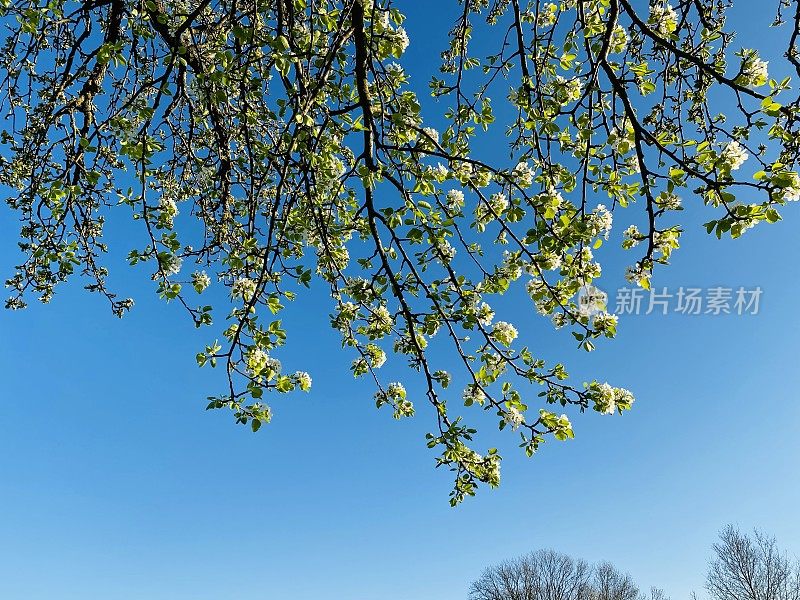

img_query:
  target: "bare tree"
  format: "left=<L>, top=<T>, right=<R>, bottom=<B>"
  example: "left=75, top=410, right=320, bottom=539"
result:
left=706, top=525, right=800, bottom=600
left=591, top=562, right=640, bottom=600
left=469, top=549, right=592, bottom=600
left=468, top=550, right=665, bottom=600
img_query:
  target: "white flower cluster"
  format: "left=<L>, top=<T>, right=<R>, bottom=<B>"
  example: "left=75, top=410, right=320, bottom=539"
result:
left=554, top=76, right=582, bottom=105
left=159, top=197, right=179, bottom=227
left=625, top=261, right=651, bottom=288
left=475, top=192, right=508, bottom=224
left=463, top=384, right=486, bottom=406
left=192, top=270, right=211, bottom=293
left=366, top=305, right=393, bottom=338
left=655, top=191, right=682, bottom=210
left=452, top=160, right=474, bottom=183
left=232, top=277, right=257, bottom=300
left=160, top=254, right=182, bottom=277
left=387, top=381, right=405, bottom=399
left=587, top=382, right=635, bottom=415
left=461, top=446, right=501, bottom=486
left=394, top=28, right=410, bottom=53
left=539, top=410, right=573, bottom=439
left=526, top=277, right=553, bottom=315
left=351, top=343, right=387, bottom=376
left=648, top=2, right=678, bottom=36
left=610, top=123, right=635, bottom=155
left=491, top=320, right=518, bottom=346
left=536, top=2, right=558, bottom=27
left=622, top=224, right=642, bottom=249
left=393, top=400, right=414, bottom=418
left=375, top=382, right=414, bottom=419
left=721, top=140, right=748, bottom=171
left=247, top=347, right=281, bottom=379
left=530, top=249, right=562, bottom=272
left=551, top=312, right=568, bottom=329
left=778, top=172, right=800, bottom=201
left=728, top=203, right=760, bottom=235
left=385, top=62, right=405, bottom=78
left=590, top=204, right=613, bottom=239
left=609, top=25, right=629, bottom=54
left=536, top=186, right=564, bottom=213
left=513, top=161, right=534, bottom=188
left=504, top=406, right=525, bottom=430
left=569, top=247, right=602, bottom=285
left=430, top=163, right=449, bottom=181
left=364, top=343, right=387, bottom=368
left=476, top=302, right=495, bottom=326
left=500, top=250, right=524, bottom=282
left=593, top=312, right=618, bottom=337
left=421, top=127, right=439, bottom=144
left=444, top=189, right=464, bottom=213
left=436, top=238, right=457, bottom=263
left=653, top=228, right=680, bottom=260
left=472, top=169, right=493, bottom=188
left=739, top=50, right=769, bottom=88
left=295, top=371, right=312, bottom=391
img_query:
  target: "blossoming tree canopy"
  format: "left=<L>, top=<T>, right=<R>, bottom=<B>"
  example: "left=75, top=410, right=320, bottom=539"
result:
left=1, top=0, right=798, bottom=503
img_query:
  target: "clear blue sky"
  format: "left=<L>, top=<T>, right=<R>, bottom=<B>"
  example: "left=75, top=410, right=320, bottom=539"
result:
left=1, top=3, right=799, bottom=599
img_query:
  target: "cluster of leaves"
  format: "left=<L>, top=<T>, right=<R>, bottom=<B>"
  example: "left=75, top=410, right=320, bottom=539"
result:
left=2, top=0, right=799, bottom=503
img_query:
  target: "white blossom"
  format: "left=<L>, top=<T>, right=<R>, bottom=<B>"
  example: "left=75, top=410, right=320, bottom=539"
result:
left=232, top=277, right=257, bottom=300
left=551, top=312, right=568, bottom=329
left=505, top=406, right=525, bottom=430
left=625, top=262, right=651, bottom=288
left=295, top=371, right=312, bottom=391
left=436, top=239, right=456, bottom=263
left=491, top=320, right=518, bottom=346
left=159, top=197, right=178, bottom=219
left=366, top=343, right=387, bottom=368
left=649, top=2, right=678, bottom=36
left=387, top=381, right=406, bottom=399
left=160, top=253, right=182, bottom=276
left=431, top=163, right=449, bottom=181
left=421, top=127, right=439, bottom=145
left=446, top=189, right=465, bottom=212
left=537, top=3, right=558, bottom=27
left=367, top=305, right=394, bottom=337
left=463, top=384, right=486, bottom=405
left=721, top=140, right=748, bottom=171
left=476, top=302, right=495, bottom=326
left=623, top=224, right=643, bottom=249
left=192, top=270, right=211, bottom=293
left=739, top=50, right=769, bottom=87
left=513, top=161, right=534, bottom=188
left=247, top=347, right=268, bottom=376
left=393, top=27, right=410, bottom=53
left=593, top=312, right=618, bottom=336
left=592, top=204, right=613, bottom=238
left=780, top=172, right=800, bottom=201
left=476, top=192, right=508, bottom=223
left=609, top=25, right=629, bottom=54
left=655, top=191, right=682, bottom=210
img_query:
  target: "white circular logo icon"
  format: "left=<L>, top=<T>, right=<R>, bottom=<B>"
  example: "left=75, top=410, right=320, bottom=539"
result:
left=576, top=284, right=607, bottom=316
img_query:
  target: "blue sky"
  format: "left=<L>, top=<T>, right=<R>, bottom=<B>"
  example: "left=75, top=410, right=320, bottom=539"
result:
left=1, top=2, right=799, bottom=599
